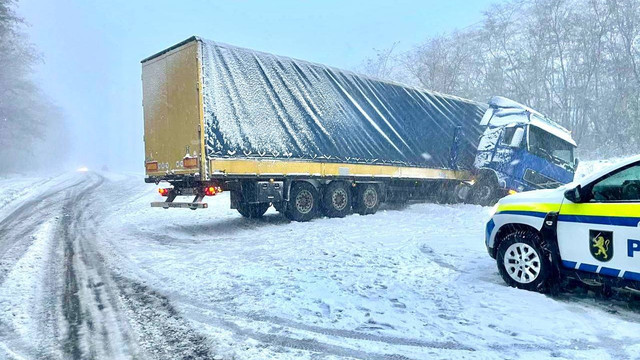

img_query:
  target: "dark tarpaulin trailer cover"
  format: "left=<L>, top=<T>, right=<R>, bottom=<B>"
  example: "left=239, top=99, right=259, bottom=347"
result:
left=200, top=39, right=487, bottom=171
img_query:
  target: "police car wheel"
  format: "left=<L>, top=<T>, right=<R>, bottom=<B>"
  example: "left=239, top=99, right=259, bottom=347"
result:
left=496, top=231, right=551, bottom=292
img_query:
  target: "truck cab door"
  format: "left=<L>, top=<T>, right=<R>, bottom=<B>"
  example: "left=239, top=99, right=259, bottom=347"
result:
left=557, top=161, right=640, bottom=279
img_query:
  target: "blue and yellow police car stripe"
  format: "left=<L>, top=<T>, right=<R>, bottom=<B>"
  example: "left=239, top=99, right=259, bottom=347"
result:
left=496, top=203, right=640, bottom=227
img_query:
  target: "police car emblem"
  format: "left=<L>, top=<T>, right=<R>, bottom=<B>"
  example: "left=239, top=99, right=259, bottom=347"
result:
left=590, top=230, right=613, bottom=262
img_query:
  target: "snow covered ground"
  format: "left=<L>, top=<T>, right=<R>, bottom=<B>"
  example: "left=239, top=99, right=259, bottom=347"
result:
left=0, top=158, right=639, bottom=359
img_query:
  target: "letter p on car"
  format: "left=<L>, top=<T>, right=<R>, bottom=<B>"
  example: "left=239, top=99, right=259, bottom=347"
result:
left=628, top=239, right=640, bottom=257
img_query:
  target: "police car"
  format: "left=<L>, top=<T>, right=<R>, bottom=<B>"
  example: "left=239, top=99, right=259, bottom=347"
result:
left=486, top=155, right=640, bottom=292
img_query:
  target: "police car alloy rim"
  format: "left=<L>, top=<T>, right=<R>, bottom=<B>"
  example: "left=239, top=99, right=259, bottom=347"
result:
left=503, top=242, right=541, bottom=284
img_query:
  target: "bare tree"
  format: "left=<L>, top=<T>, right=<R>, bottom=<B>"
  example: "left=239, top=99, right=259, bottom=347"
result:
left=359, top=43, right=403, bottom=80
left=360, top=0, right=640, bottom=158
left=0, top=0, right=68, bottom=173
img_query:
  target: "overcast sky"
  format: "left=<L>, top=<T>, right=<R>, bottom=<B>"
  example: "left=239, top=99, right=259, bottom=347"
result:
left=18, top=0, right=495, bottom=171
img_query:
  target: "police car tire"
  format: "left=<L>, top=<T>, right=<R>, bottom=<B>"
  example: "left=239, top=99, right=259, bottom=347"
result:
left=496, top=231, right=552, bottom=293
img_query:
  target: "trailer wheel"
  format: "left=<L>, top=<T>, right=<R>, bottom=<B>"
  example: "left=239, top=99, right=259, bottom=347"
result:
left=285, top=182, right=319, bottom=222
left=469, top=177, right=499, bottom=206
left=354, top=184, right=380, bottom=215
left=496, top=231, right=551, bottom=293
left=237, top=202, right=270, bottom=218
left=322, top=181, right=351, bottom=218
left=452, top=182, right=471, bottom=203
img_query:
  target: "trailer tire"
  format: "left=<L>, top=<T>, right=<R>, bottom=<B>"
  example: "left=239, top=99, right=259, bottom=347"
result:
left=322, top=181, right=352, bottom=218
left=469, top=177, right=499, bottom=206
left=354, top=184, right=380, bottom=215
left=496, top=230, right=551, bottom=293
left=237, top=202, right=270, bottom=219
left=452, top=182, right=471, bottom=203
left=285, top=182, right=319, bottom=222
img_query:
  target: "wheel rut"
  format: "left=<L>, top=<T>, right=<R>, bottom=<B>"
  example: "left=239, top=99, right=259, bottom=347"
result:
left=0, top=173, right=219, bottom=359
left=56, top=173, right=217, bottom=360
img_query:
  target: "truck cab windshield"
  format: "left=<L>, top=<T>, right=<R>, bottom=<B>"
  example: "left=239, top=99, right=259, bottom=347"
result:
left=528, top=126, right=575, bottom=169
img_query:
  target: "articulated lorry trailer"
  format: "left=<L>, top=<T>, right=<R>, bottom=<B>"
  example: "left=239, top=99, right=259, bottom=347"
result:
left=142, top=36, right=578, bottom=221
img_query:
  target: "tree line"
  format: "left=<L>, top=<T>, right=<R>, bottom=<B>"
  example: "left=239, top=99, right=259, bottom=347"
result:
left=360, top=0, right=640, bottom=158
left=0, top=0, right=67, bottom=174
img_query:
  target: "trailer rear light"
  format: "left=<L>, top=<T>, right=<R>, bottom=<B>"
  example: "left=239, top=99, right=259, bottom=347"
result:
left=205, top=186, right=217, bottom=196
left=183, top=157, right=198, bottom=168
left=146, top=161, right=158, bottom=172
left=158, top=188, right=170, bottom=196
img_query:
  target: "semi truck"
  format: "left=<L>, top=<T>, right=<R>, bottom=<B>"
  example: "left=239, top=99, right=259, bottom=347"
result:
left=142, top=36, right=578, bottom=221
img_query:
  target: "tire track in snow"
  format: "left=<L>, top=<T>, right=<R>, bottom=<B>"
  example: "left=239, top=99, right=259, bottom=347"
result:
left=58, top=172, right=217, bottom=360
left=172, top=295, right=474, bottom=360
left=0, top=172, right=220, bottom=359
left=0, top=180, right=84, bottom=287
left=184, top=304, right=419, bottom=360
left=0, top=177, right=80, bottom=359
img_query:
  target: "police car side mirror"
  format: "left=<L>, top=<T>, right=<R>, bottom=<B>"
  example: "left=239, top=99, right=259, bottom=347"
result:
left=564, top=185, right=583, bottom=203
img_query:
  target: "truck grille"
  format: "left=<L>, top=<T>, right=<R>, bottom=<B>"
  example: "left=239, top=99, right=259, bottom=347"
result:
left=523, top=169, right=562, bottom=189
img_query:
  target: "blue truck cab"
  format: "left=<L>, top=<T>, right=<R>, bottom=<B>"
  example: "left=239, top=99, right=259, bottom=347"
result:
left=468, top=97, right=578, bottom=205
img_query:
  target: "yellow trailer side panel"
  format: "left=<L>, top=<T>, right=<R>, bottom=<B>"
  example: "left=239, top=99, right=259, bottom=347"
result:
left=142, top=40, right=202, bottom=177
left=209, top=158, right=472, bottom=181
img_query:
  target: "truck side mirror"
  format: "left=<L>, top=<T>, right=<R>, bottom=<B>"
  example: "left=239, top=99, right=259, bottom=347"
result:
left=574, top=157, right=580, bottom=168
left=510, top=127, right=525, bottom=148
left=564, top=185, right=582, bottom=203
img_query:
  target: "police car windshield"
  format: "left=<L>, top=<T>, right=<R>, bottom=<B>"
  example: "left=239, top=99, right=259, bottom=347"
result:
left=528, top=126, right=575, bottom=167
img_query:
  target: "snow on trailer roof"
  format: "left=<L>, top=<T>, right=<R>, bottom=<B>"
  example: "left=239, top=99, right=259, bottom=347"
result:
left=143, top=36, right=485, bottom=107
left=193, top=36, right=488, bottom=170
left=203, top=39, right=486, bottom=108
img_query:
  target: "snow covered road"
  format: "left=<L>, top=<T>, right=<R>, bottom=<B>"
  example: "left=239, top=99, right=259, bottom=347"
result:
left=1, top=170, right=640, bottom=359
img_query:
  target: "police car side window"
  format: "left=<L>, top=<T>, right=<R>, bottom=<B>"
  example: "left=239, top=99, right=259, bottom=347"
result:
left=591, top=164, right=640, bottom=202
